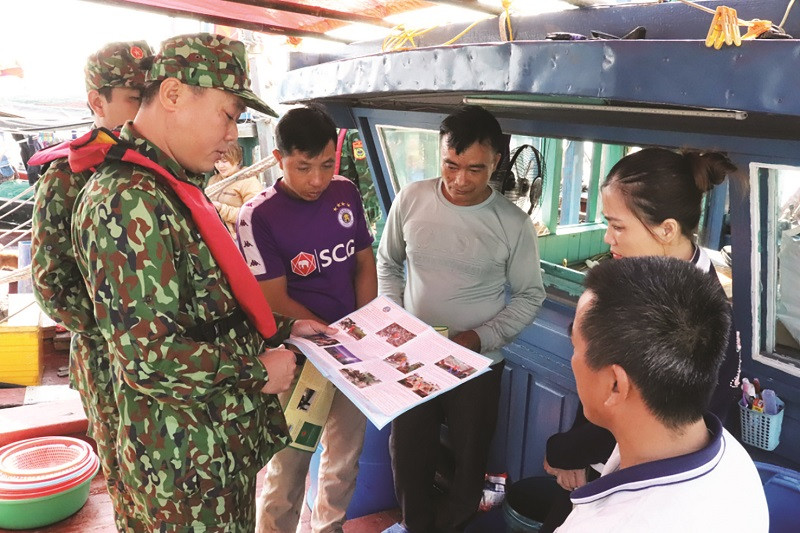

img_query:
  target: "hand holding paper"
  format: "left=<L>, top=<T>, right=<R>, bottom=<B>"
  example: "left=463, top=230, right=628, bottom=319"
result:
left=287, top=296, right=494, bottom=429
left=259, top=345, right=297, bottom=394
left=291, top=319, right=338, bottom=337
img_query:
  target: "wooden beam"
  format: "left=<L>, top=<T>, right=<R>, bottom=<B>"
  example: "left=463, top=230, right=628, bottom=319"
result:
left=427, top=0, right=503, bottom=16
left=226, top=0, right=394, bottom=28
left=82, top=0, right=354, bottom=43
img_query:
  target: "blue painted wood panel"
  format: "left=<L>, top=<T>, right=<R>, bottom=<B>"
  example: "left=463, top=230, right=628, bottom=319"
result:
left=491, top=355, right=580, bottom=482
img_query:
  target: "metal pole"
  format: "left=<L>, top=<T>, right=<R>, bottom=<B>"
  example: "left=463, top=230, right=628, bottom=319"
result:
left=82, top=0, right=354, bottom=43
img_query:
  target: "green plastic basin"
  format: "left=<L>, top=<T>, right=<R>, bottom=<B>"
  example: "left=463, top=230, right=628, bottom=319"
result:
left=0, top=468, right=96, bottom=529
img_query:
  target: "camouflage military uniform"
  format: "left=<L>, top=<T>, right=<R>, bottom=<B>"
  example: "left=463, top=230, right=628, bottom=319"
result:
left=338, top=129, right=382, bottom=232
left=30, top=40, right=152, bottom=531
left=72, top=122, right=292, bottom=532
left=72, top=32, right=290, bottom=530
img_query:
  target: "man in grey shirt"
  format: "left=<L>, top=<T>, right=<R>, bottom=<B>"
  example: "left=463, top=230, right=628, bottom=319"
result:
left=378, top=105, right=546, bottom=533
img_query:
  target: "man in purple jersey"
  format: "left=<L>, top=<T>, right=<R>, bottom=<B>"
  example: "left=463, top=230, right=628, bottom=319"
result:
left=238, top=105, right=377, bottom=533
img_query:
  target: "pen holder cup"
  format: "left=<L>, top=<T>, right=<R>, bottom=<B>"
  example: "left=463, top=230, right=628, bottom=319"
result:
left=740, top=399, right=785, bottom=451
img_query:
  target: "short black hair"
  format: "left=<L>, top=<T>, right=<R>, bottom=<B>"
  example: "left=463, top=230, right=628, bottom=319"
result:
left=140, top=80, right=206, bottom=107
left=439, top=105, right=504, bottom=155
left=140, top=80, right=162, bottom=106
left=87, top=86, right=115, bottom=115
left=580, top=256, right=730, bottom=428
left=98, top=86, right=114, bottom=102
left=275, top=104, right=337, bottom=157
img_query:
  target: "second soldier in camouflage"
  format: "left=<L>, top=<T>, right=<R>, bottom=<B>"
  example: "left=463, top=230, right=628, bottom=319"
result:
left=30, top=40, right=153, bottom=531
left=71, top=33, right=331, bottom=531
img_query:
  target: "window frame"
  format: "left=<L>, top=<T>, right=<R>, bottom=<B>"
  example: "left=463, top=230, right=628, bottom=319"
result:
left=750, top=162, right=800, bottom=377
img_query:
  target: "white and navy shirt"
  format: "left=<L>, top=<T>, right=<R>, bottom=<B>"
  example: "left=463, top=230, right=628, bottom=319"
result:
left=557, top=415, right=769, bottom=532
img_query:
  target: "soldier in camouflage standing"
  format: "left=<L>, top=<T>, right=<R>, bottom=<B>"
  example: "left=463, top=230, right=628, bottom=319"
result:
left=71, top=33, right=331, bottom=531
left=337, top=129, right=382, bottom=234
left=30, top=40, right=153, bottom=531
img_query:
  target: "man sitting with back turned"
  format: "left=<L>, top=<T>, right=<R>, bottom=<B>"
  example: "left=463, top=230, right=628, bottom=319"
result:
left=558, top=256, right=768, bottom=532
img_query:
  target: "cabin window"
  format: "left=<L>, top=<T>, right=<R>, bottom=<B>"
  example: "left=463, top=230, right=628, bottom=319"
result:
left=508, top=136, right=627, bottom=301
left=755, top=165, right=800, bottom=372
left=373, top=127, right=728, bottom=304
left=376, top=126, right=440, bottom=192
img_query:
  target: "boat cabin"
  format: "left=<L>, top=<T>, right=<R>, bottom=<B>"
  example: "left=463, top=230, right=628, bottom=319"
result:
left=280, top=0, right=800, bottom=476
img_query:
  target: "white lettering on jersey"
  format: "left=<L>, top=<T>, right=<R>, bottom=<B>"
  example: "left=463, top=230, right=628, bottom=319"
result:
left=312, top=239, right=356, bottom=269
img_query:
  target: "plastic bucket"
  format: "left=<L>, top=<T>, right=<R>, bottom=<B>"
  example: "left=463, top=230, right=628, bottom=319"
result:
left=755, top=462, right=800, bottom=533
left=0, top=456, right=98, bottom=499
left=0, top=464, right=97, bottom=529
left=502, top=476, right=560, bottom=532
left=307, top=423, right=397, bottom=520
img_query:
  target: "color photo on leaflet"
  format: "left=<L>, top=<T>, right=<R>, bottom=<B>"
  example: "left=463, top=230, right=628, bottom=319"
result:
left=304, top=333, right=340, bottom=347
left=376, top=322, right=416, bottom=347
left=339, top=317, right=367, bottom=340
left=384, top=352, right=424, bottom=374
left=325, top=345, right=362, bottom=365
left=398, top=373, right=441, bottom=398
left=340, top=368, right=382, bottom=389
left=435, top=355, right=477, bottom=379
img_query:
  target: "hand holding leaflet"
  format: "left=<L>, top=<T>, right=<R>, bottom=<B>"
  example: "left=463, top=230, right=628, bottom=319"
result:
left=287, top=296, right=494, bottom=429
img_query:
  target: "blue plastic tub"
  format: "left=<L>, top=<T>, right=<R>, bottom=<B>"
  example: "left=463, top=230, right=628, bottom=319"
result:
left=307, top=423, right=397, bottom=519
left=755, top=462, right=800, bottom=533
left=502, top=476, right=560, bottom=532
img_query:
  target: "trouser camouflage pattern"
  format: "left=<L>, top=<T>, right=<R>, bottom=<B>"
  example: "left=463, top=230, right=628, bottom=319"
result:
left=71, top=334, right=147, bottom=530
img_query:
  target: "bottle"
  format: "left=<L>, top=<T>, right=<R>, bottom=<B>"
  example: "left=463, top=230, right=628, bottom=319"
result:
left=741, top=378, right=756, bottom=407
left=762, top=389, right=779, bottom=415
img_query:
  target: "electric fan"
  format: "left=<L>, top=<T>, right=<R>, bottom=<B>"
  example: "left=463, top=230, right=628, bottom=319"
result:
left=495, top=144, right=544, bottom=215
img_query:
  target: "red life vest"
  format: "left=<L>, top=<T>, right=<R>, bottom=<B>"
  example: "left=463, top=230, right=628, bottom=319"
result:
left=69, top=128, right=278, bottom=339
left=334, top=128, right=348, bottom=175
left=27, top=140, right=71, bottom=167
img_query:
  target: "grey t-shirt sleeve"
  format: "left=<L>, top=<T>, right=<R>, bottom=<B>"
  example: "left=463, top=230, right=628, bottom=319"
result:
left=473, top=216, right=545, bottom=352
left=377, top=191, right=407, bottom=306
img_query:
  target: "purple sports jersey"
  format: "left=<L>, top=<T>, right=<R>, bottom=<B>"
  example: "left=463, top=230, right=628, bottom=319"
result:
left=238, top=176, right=373, bottom=323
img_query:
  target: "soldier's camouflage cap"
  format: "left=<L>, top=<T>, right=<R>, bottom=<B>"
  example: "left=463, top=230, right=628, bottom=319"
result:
left=147, top=33, right=277, bottom=117
left=85, top=41, right=154, bottom=92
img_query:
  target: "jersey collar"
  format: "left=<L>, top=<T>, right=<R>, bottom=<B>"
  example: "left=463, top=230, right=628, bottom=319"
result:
left=570, top=414, right=724, bottom=505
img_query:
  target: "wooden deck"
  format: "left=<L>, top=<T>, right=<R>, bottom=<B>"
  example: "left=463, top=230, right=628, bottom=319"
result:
left=5, top=467, right=402, bottom=533
left=0, top=335, right=402, bottom=533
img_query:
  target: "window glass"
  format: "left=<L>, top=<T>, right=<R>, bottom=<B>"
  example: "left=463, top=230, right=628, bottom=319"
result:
left=771, top=168, right=800, bottom=363
left=376, top=126, right=439, bottom=193
left=372, top=127, right=727, bottom=303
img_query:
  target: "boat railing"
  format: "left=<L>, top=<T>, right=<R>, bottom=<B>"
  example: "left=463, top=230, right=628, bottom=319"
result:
left=205, top=154, right=277, bottom=198
left=0, top=184, right=35, bottom=222
left=0, top=155, right=279, bottom=321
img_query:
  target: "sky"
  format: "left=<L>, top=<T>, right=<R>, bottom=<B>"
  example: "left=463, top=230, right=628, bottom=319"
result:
left=0, top=0, right=202, bottom=101
left=0, top=0, right=583, bottom=102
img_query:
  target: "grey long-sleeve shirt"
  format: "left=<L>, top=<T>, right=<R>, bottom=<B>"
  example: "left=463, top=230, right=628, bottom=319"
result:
left=377, top=178, right=545, bottom=362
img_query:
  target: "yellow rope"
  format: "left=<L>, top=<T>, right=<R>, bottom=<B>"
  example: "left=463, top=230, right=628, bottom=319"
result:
left=443, top=20, right=482, bottom=45
left=382, top=0, right=516, bottom=51
left=382, top=24, right=437, bottom=51
left=502, top=0, right=514, bottom=41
